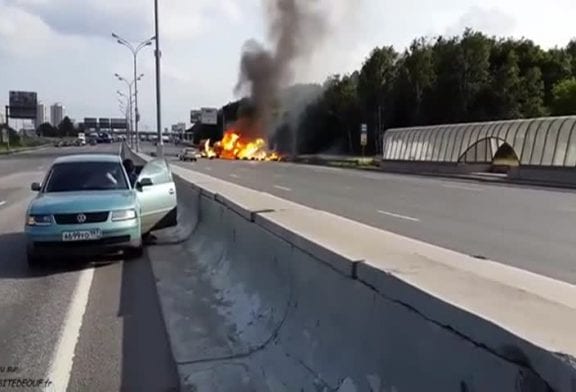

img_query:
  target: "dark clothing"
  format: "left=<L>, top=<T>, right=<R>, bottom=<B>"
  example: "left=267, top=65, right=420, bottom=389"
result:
left=122, top=159, right=138, bottom=186
left=127, top=171, right=138, bottom=186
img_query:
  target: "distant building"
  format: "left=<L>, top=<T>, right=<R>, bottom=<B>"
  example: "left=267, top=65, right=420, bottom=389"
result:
left=36, top=103, right=47, bottom=127
left=50, top=103, right=65, bottom=127
left=172, top=122, right=186, bottom=134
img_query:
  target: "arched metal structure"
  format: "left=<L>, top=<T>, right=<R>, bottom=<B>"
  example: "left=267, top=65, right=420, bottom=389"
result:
left=382, top=117, right=576, bottom=167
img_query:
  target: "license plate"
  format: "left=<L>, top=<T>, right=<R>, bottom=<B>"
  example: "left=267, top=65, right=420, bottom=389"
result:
left=62, top=229, right=102, bottom=242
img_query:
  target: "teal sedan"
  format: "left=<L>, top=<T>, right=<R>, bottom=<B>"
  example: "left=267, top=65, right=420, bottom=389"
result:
left=25, top=154, right=177, bottom=267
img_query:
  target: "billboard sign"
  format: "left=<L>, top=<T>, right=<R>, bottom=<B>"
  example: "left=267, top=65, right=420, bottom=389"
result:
left=190, top=110, right=201, bottom=124
left=111, top=118, right=127, bottom=129
left=99, top=118, right=111, bottom=129
left=84, top=118, right=98, bottom=129
left=8, top=91, right=38, bottom=119
left=201, top=108, right=218, bottom=125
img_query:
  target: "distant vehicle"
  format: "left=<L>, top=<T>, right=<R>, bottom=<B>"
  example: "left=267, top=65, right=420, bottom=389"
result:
left=25, top=154, right=178, bottom=267
left=178, top=148, right=201, bottom=162
left=89, top=139, right=97, bottom=146
left=98, top=133, right=112, bottom=144
left=162, top=135, right=170, bottom=143
left=77, top=132, right=86, bottom=146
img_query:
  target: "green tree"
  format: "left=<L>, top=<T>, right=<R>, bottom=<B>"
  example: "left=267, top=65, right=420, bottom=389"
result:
left=357, top=46, right=398, bottom=150
left=484, top=48, right=522, bottom=119
left=539, top=48, right=572, bottom=107
left=519, top=67, right=547, bottom=117
left=58, top=116, right=76, bottom=137
left=278, top=30, right=576, bottom=154
left=551, top=78, right=576, bottom=115
left=396, top=38, right=436, bottom=125
left=37, top=122, right=58, bottom=137
left=458, top=30, right=493, bottom=120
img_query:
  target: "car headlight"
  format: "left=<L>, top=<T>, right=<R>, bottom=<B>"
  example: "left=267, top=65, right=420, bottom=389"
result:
left=27, top=214, right=53, bottom=226
left=111, top=209, right=137, bottom=222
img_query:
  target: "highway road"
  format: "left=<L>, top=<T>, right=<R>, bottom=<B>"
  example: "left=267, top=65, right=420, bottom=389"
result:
left=1, top=141, right=573, bottom=391
left=160, top=145, right=576, bottom=285
left=0, top=144, right=178, bottom=392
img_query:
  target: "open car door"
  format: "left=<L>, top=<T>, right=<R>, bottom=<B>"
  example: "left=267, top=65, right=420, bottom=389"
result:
left=135, top=159, right=178, bottom=234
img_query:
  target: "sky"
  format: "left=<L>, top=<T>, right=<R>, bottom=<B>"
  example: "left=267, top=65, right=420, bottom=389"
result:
left=0, top=0, right=575, bottom=131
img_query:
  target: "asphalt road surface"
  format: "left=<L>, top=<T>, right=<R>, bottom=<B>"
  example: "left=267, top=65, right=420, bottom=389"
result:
left=159, top=144, right=576, bottom=285
left=0, top=143, right=178, bottom=392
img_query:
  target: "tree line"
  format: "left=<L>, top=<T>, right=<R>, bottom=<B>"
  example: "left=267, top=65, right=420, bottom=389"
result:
left=36, top=116, right=77, bottom=138
left=293, top=29, right=576, bottom=155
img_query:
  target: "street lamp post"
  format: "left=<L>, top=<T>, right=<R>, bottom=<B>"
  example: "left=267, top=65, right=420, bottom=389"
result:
left=117, top=89, right=133, bottom=147
left=117, top=96, right=130, bottom=142
left=112, top=33, right=154, bottom=152
left=115, top=73, right=142, bottom=148
left=154, top=0, right=163, bottom=157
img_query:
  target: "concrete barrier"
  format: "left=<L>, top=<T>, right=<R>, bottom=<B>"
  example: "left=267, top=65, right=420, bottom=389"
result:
left=508, top=166, right=576, bottom=188
left=124, top=146, right=576, bottom=391
left=380, top=161, right=492, bottom=175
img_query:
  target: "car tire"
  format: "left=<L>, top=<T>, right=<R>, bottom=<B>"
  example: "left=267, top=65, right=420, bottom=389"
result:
left=125, top=245, right=143, bottom=260
left=27, top=252, right=43, bottom=269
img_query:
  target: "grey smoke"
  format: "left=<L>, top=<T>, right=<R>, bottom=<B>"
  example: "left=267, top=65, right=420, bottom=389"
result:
left=234, top=0, right=328, bottom=138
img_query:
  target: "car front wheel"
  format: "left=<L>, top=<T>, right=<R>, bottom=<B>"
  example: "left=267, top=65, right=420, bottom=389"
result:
left=27, top=252, right=44, bottom=269
left=125, top=245, right=143, bottom=260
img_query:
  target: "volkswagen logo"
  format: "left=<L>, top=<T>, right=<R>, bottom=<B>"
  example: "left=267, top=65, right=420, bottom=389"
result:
left=76, top=213, right=87, bottom=223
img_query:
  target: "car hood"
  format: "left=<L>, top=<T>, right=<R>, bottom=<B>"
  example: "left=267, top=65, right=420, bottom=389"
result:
left=29, top=190, right=136, bottom=214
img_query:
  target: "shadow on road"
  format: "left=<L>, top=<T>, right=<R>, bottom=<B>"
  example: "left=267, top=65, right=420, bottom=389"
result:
left=0, top=232, right=117, bottom=279
left=118, top=250, right=180, bottom=391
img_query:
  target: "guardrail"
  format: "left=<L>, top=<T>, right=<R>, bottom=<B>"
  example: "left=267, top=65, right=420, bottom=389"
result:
left=123, top=143, right=576, bottom=391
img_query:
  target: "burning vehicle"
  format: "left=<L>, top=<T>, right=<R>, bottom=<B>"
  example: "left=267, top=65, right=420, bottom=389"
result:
left=201, top=110, right=281, bottom=161
left=202, top=131, right=281, bottom=161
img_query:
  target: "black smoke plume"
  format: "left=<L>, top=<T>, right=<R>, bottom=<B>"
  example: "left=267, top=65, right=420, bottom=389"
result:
left=234, top=0, right=327, bottom=139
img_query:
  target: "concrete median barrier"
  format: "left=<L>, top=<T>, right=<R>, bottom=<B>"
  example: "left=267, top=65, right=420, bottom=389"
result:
left=124, top=145, right=576, bottom=391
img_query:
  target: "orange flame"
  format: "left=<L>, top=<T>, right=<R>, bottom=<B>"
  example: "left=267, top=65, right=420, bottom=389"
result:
left=205, top=128, right=281, bottom=161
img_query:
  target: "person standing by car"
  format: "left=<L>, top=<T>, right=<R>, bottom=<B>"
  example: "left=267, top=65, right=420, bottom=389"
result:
left=122, top=159, right=138, bottom=186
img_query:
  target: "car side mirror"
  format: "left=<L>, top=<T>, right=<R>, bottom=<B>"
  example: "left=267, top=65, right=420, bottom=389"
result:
left=138, top=178, right=153, bottom=188
left=31, top=182, right=41, bottom=192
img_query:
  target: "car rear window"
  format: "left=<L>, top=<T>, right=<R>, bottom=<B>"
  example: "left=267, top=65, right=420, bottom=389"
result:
left=44, top=161, right=129, bottom=192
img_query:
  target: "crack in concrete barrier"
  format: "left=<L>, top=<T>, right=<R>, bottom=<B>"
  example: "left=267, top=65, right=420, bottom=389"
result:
left=360, top=279, right=555, bottom=392
left=177, top=255, right=295, bottom=369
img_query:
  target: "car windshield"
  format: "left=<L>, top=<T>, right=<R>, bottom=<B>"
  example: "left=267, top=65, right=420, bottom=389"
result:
left=44, top=161, right=128, bottom=192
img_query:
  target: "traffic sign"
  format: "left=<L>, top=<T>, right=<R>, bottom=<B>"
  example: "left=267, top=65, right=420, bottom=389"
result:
left=360, top=123, right=368, bottom=146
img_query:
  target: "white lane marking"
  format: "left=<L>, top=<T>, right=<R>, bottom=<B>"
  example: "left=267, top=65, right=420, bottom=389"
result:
left=230, top=174, right=240, bottom=178
left=0, top=201, right=6, bottom=207
left=378, top=210, right=420, bottom=222
left=442, top=184, right=483, bottom=192
left=274, top=185, right=292, bottom=192
left=46, top=267, right=94, bottom=392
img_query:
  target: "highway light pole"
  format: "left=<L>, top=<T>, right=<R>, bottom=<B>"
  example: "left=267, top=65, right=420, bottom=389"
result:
left=112, top=33, right=154, bottom=152
left=117, top=97, right=130, bottom=140
left=154, top=0, right=163, bottom=157
left=116, top=89, right=133, bottom=147
left=115, top=73, right=143, bottom=148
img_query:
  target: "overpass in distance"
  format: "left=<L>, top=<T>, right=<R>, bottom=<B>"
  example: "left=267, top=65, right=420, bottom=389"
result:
left=0, top=138, right=574, bottom=390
